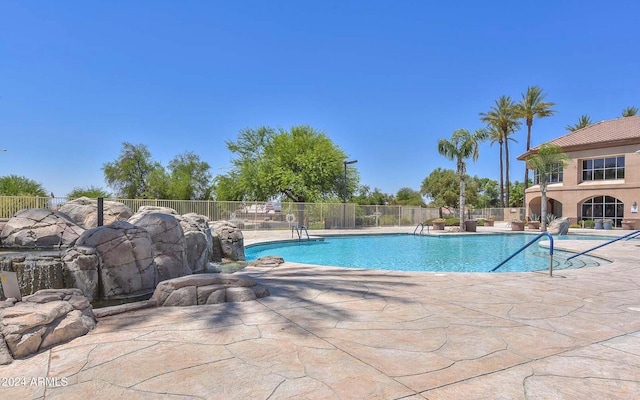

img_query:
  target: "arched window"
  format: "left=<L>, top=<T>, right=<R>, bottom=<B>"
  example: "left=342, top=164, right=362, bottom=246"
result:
left=580, top=196, right=624, bottom=227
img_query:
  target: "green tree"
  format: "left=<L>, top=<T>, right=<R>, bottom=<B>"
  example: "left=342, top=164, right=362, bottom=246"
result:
left=67, top=186, right=111, bottom=199
left=516, top=86, right=556, bottom=190
left=225, top=125, right=355, bottom=203
left=212, top=172, right=245, bottom=201
left=354, top=185, right=393, bottom=205
left=145, top=168, right=171, bottom=199
left=525, top=144, right=569, bottom=231
left=437, top=128, right=489, bottom=229
left=622, top=106, right=638, bottom=117
left=420, top=168, right=459, bottom=212
left=480, top=96, right=521, bottom=207
left=224, top=127, right=275, bottom=201
left=0, top=175, right=47, bottom=196
left=466, top=176, right=500, bottom=209
left=393, top=187, right=426, bottom=207
left=164, top=152, right=212, bottom=200
left=508, top=180, right=526, bottom=207
left=103, top=142, right=163, bottom=198
left=565, top=114, right=592, bottom=132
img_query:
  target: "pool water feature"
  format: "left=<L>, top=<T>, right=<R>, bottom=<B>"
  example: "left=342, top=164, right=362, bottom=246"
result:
left=245, top=234, right=611, bottom=273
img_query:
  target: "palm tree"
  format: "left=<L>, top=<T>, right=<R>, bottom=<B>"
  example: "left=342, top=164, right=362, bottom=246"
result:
left=480, top=96, right=521, bottom=207
left=487, top=125, right=504, bottom=207
left=516, top=86, right=556, bottom=190
left=565, top=114, right=592, bottom=132
left=622, top=106, right=638, bottom=117
left=525, top=143, right=569, bottom=231
left=437, top=128, right=489, bottom=230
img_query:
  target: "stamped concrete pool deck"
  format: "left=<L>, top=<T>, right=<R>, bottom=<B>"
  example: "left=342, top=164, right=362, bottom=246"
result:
left=2, top=226, right=640, bottom=399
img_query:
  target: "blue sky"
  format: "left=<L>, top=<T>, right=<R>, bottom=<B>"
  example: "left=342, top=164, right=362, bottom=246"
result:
left=1, top=1, right=639, bottom=198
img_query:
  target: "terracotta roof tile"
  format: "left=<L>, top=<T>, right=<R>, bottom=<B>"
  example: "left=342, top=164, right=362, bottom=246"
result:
left=519, top=115, right=640, bottom=159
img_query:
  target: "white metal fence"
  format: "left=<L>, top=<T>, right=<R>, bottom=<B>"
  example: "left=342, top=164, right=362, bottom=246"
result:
left=0, top=196, right=523, bottom=230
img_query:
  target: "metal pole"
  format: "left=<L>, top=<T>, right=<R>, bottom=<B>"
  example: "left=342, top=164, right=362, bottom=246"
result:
left=97, top=197, right=104, bottom=226
left=342, top=160, right=357, bottom=228
left=343, top=162, right=347, bottom=228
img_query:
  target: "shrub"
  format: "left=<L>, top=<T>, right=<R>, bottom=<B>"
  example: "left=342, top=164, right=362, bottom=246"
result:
left=445, top=217, right=460, bottom=226
left=356, top=215, right=377, bottom=227
left=380, top=214, right=398, bottom=226
left=582, top=219, right=595, bottom=229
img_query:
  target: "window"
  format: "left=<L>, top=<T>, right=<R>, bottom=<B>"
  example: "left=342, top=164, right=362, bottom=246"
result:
left=582, top=156, right=624, bottom=181
left=534, top=163, right=564, bottom=184
left=580, top=196, right=624, bottom=227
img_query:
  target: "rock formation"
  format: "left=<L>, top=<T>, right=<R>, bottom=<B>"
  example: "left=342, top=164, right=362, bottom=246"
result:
left=180, top=213, right=214, bottom=273
left=128, top=206, right=178, bottom=223
left=548, top=217, right=570, bottom=235
left=129, top=213, right=191, bottom=282
left=0, top=201, right=247, bottom=301
left=63, top=246, right=101, bottom=301
left=74, top=221, right=157, bottom=300
left=150, top=273, right=269, bottom=307
left=58, top=197, right=133, bottom=228
left=0, top=208, right=84, bottom=248
left=0, top=288, right=96, bottom=364
left=0, top=251, right=66, bottom=298
left=211, top=221, right=245, bottom=261
left=248, top=255, right=285, bottom=268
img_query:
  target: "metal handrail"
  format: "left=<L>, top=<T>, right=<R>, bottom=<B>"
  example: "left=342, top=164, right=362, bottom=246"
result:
left=491, top=232, right=555, bottom=276
left=565, top=229, right=640, bottom=261
left=291, top=225, right=310, bottom=241
left=413, top=223, right=423, bottom=235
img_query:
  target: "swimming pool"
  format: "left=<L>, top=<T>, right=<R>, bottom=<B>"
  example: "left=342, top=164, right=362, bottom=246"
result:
left=245, top=234, right=611, bottom=273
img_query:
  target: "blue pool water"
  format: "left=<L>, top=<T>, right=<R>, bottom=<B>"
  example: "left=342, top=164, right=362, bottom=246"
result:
left=245, top=234, right=613, bottom=273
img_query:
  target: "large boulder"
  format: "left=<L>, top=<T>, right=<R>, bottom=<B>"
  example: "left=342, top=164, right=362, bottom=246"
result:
left=180, top=213, right=214, bottom=273
left=63, top=246, right=101, bottom=301
left=128, top=206, right=178, bottom=224
left=248, top=255, right=285, bottom=268
left=58, top=197, right=133, bottom=228
left=75, top=221, right=157, bottom=300
left=211, top=221, right=245, bottom=261
left=129, top=213, right=191, bottom=282
left=0, top=209, right=85, bottom=249
left=131, top=209, right=213, bottom=273
left=150, top=273, right=269, bottom=307
left=0, top=288, right=96, bottom=363
left=548, top=217, right=570, bottom=235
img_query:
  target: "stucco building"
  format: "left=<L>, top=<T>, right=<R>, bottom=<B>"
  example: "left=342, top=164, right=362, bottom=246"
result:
left=518, top=115, right=640, bottom=227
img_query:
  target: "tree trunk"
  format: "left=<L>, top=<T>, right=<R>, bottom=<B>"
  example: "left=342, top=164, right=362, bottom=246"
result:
left=499, top=141, right=505, bottom=208
left=540, top=184, right=548, bottom=231
left=459, top=178, right=465, bottom=231
left=505, top=134, right=511, bottom=207
left=524, top=122, right=532, bottom=190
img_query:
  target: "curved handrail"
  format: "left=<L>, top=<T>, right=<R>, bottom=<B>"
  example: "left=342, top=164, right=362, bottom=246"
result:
left=491, top=232, right=555, bottom=276
left=565, top=229, right=640, bottom=261
left=291, top=224, right=310, bottom=241
left=413, top=223, right=424, bottom=235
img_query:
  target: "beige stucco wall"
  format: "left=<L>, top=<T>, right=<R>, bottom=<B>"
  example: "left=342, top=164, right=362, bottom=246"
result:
left=524, top=144, right=640, bottom=225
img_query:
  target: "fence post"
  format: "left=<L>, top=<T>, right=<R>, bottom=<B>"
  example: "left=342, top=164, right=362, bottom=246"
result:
left=97, top=197, right=104, bottom=226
